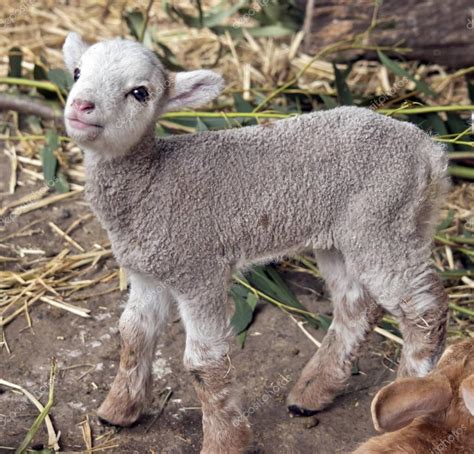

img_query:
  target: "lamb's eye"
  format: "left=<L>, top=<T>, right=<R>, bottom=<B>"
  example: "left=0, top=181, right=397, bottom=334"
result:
left=130, top=86, right=149, bottom=103
left=73, top=68, right=80, bottom=82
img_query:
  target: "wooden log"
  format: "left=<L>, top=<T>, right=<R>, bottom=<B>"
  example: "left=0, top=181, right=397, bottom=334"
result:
left=300, top=0, right=474, bottom=68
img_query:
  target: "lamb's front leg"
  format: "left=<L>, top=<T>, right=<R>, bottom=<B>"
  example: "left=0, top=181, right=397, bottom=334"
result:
left=177, top=288, right=252, bottom=454
left=98, top=272, right=172, bottom=426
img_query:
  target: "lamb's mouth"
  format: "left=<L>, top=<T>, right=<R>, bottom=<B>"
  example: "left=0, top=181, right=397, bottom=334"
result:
left=66, top=117, right=104, bottom=131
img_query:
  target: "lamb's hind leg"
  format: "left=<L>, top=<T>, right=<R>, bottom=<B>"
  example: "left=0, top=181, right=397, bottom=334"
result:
left=97, top=272, right=172, bottom=426
left=287, top=248, right=383, bottom=415
left=395, top=267, right=448, bottom=377
left=176, top=287, right=251, bottom=454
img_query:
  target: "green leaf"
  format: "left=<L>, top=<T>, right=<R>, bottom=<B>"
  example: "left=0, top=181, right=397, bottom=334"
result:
left=446, top=112, right=469, bottom=135
left=230, top=287, right=258, bottom=348
left=166, top=0, right=247, bottom=28
left=379, top=319, right=402, bottom=338
left=405, top=114, right=429, bottom=130
left=247, top=292, right=258, bottom=310
left=446, top=112, right=471, bottom=151
left=33, top=62, right=48, bottom=82
left=231, top=280, right=251, bottom=299
left=40, top=132, right=69, bottom=193
left=377, top=50, right=436, bottom=97
left=201, top=116, right=239, bottom=130
left=155, top=123, right=173, bottom=137
left=246, top=24, right=294, bottom=38
left=195, top=0, right=204, bottom=27
left=154, top=41, right=184, bottom=71
left=333, top=64, right=353, bottom=106
left=124, top=10, right=144, bottom=40
left=40, top=130, right=59, bottom=183
left=53, top=172, right=70, bottom=193
left=425, top=113, right=453, bottom=151
left=34, top=58, right=58, bottom=100
left=318, top=314, right=332, bottom=331
left=236, top=330, right=247, bottom=348
left=439, top=268, right=474, bottom=279
left=262, top=1, right=281, bottom=23
left=448, top=165, right=474, bottom=180
left=234, top=1, right=302, bottom=29
left=233, top=94, right=257, bottom=125
left=195, top=117, right=208, bottom=131
left=436, top=210, right=454, bottom=232
left=233, top=93, right=253, bottom=112
left=320, top=94, right=338, bottom=109
left=265, top=267, right=300, bottom=307
left=8, top=47, right=22, bottom=78
left=210, top=24, right=294, bottom=38
left=166, top=116, right=232, bottom=130
left=246, top=266, right=320, bottom=329
left=47, top=68, right=73, bottom=94
left=230, top=287, right=258, bottom=335
left=426, top=113, right=449, bottom=135
left=162, top=117, right=198, bottom=129
left=351, top=361, right=360, bottom=375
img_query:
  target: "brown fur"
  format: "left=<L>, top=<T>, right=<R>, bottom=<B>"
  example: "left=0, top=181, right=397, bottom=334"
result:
left=97, top=302, right=160, bottom=426
left=353, top=339, right=474, bottom=454
left=97, top=343, right=152, bottom=426
left=186, top=357, right=252, bottom=454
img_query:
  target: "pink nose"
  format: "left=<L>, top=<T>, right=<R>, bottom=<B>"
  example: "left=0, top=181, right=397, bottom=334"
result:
left=72, top=98, right=95, bottom=113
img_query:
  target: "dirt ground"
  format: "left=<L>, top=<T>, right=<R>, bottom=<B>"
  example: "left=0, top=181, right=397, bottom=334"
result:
left=0, top=154, right=398, bottom=453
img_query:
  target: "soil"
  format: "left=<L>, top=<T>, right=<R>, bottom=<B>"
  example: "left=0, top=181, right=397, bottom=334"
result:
left=0, top=158, right=396, bottom=454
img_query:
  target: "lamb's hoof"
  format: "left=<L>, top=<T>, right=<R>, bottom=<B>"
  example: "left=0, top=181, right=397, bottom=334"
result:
left=286, top=376, right=338, bottom=416
left=97, top=415, right=119, bottom=427
left=287, top=404, right=319, bottom=417
left=97, top=400, right=142, bottom=428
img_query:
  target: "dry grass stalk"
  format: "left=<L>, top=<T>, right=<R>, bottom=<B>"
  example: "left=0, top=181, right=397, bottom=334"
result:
left=0, top=374, right=59, bottom=451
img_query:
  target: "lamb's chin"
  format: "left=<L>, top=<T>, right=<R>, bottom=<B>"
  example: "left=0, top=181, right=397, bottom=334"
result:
left=66, top=124, right=103, bottom=144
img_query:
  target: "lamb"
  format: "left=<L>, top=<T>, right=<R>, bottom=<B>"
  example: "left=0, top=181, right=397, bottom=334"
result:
left=353, top=338, right=474, bottom=454
left=62, top=32, right=450, bottom=453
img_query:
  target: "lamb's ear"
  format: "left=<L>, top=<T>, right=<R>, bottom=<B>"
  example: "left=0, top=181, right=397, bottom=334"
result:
left=460, top=374, right=474, bottom=415
left=63, top=32, right=89, bottom=74
left=371, top=375, right=452, bottom=433
left=165, top=70, right=224, bottom=111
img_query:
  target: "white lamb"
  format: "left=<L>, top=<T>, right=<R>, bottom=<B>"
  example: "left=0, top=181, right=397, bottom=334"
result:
left=62, top=33, right=449, bottom=453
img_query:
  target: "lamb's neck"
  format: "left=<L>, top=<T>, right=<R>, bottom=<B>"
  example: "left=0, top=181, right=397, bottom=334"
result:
left=82, top=132, right=158, bottom=233
left=83, top=129, right=156, bottom=168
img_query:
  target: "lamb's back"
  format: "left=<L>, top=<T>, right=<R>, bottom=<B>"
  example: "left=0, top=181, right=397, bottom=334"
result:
left=157, top=106, right=434, bottom=241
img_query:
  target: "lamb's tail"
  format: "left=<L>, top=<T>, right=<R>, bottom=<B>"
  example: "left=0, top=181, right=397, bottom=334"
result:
left=427, top=138, right=450, bottom=200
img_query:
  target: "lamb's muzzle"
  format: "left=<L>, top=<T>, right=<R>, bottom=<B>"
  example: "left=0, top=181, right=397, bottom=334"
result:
left=62, top=32, right=451, bottom=453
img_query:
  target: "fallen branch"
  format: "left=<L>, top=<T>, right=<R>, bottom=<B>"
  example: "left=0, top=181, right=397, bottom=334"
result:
left=0, top=94, right=63, bottom=123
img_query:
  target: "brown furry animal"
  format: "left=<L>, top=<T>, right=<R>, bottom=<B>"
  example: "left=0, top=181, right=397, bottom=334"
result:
left=354, top=339, right=474, bottom=454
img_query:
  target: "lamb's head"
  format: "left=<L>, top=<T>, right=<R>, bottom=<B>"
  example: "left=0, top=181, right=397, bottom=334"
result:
left=370, top=339, right=474, bottom=436
left=62, top=33, right=224, bottom=156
